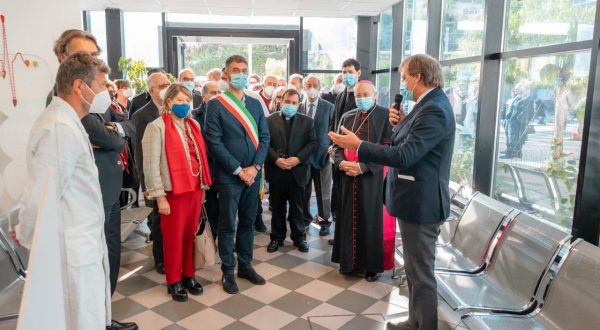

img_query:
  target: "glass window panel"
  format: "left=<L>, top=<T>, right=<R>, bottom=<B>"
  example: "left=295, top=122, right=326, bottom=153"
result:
left=441, top=0, right=484, bottom=60
left=124, top=12, right=162, bottom=67
left=443, top=62, right=481, bottom=192
left=376, top=72, right=391, bottom=107
left=377, top=8, right=393, bottom=70
left=403, top=0, right=428, bottom=59
left=89, top=11, right=108, bottom=63
left=494, top=51, right=590, bottom=229
left=505, top=0, right=596, bottom=51
left=303, top=17, right=357, bottom=70
left=167, top=13, right=299, bottom=27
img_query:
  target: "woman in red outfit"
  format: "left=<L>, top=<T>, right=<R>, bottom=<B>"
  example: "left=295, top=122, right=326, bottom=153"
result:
left=142, top=83, right=212, bottom=302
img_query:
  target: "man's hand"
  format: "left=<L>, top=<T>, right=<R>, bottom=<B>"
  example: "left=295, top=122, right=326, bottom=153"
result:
left=243, top=166, right=259, bottom=180
left=389, top=106, right=405, bottom=126
left=341, top=161, right=362, bottom=177
left=9, top=229, right=21, bottom=248
left=238, top=169, right=252, bottom=185
left=328, top=126, right=361, bottom=151
left=327, top=145, right=335, bottom=160
left=276, top=158, right=291, bottom=170
left=157, top=196, right=170, bottom=215
left=286, top=157, right=301, bottom=168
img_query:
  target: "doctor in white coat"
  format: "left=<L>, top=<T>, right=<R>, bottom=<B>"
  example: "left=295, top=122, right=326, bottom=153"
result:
left=13, top=53, right=112, bottom=329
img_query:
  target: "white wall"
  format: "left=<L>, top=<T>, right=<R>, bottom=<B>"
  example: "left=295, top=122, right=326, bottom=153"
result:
left=0, top=1, right=81, bottom=218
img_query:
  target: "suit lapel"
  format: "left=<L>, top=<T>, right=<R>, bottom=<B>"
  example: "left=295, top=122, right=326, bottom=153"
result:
left=277, top=114, right=288, bottom=151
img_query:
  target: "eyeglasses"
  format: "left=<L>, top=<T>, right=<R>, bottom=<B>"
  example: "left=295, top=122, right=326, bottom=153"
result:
left=228, top=67, right=249, bottom=75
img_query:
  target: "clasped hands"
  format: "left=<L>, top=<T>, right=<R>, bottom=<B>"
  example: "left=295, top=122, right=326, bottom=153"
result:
left=275, top=156, right=300, bottom=170
left=339, top=160, right=362, bottom=177
left=238, top=166, right=259, bottom=186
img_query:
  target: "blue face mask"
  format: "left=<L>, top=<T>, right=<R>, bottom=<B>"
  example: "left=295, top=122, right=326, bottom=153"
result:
left=183, top=81, right=195, bottom=92
left=281, top=104, right=298, bottom=118
left=356, top=97, right=374, bottom=112
left=343, top=73, right=357, bottom=87
left=171, top=103, right=190, bottom=119
left=230, top=73, right=249, bottom=90
left=400, top=81, right=414, bottom=102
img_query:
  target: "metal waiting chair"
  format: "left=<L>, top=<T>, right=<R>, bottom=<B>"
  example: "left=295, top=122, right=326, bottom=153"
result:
left=119, top=188, right=152, bottom=242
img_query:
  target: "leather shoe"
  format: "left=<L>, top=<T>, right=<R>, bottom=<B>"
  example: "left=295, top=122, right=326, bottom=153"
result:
left=319, top=226, right=330, bottom=236
left=155, top=262, right=165, bottom=274
left=267, top=240, right=283, bottom=253
left=365, top=272, right=381, bottom=282
left=222, top=274, right=239, bottom=294
left=182, top=277, right=203, bottom=295
left=237, top=267, right=266, bottom=285
left=107, top=320, right=138, bottom=330
left=386, top=320, right=417, bottom=330
left=328, top=238, right=334, bottom=245
left=167, top=282, right=188, bottom=302
left=293, top=240, right=309, bottom=252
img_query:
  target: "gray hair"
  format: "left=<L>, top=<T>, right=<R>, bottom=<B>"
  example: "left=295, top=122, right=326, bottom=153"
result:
left=56, top=52, right=110, bottom=95
left=400, top=54, right=444, bottom=88
left=303, top=74, right=321, bottom=88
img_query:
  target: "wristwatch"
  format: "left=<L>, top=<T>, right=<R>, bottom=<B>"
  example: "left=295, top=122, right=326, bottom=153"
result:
left=253, top=164, right=262, bottom=171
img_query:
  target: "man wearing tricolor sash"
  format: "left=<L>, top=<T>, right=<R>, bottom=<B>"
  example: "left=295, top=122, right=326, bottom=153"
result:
left=204, top=55, right=271, bottom=294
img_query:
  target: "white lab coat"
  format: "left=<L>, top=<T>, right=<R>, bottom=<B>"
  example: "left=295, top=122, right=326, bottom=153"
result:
left=17, top=97, right=111, bottom=329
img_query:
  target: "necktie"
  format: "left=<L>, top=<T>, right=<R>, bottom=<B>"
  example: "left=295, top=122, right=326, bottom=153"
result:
left=308, top=104, right=315, bottom=118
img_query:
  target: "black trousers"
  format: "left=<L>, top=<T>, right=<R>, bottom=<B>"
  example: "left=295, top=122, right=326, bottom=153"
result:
left=204, top=187, right=220, bottom=237
left=146, top=199, right=164, bottom=265
left=103, top=200, right=121, bottom=296
left=270, top=173, right=305, bottom=243
left=399, top=220, right=441, bottom=330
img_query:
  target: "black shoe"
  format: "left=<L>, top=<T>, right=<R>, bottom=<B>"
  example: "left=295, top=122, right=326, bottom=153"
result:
left=155, top=262, right=165, bottom=274
left=182, top=277, right=203, bottom=295
left=365, top=272, right=381, bottom=282
left=237, top=267, right=266, bottom=285
left=167, top=282, right=188, bottom=302
left=328, top=238, right=334, bottom=245
left=386, top=320, right=417, bottom=330
left=267, top=240, right=283, bottom=253
left=293, top=240, right=309, bottom=252
left=222, top=274, right=239, bottom=294
left=107, top=320, right=138, bottom=330
left=255, top=223, right=268, bottom=233
left=319, top=226, right=330, bottom=236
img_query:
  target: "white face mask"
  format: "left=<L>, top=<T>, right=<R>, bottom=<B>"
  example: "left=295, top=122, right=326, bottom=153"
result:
left=122, top=88, right=133, bottom=98
left=159, top=87, right=168, bottom=101
left=333, top=83, right=346, bottom=94
left=218, top=79, right=229, bottom=91
left=82, top=84, right=111, bottom=114
left=306, top=88, right=319, bottom=99
left=263, top=86, right=275, bottom=97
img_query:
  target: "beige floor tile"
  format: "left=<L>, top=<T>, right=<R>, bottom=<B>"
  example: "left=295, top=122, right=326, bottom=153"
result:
left=361, top=301, right=407, bottom=318
left=240, top=305, right=296, bottom=330
left=142, top=270, right=167, bottom=284
left=253, top=233, right=272, bottom=247
left=176, top=308, right=236, bottom=330
left=196, top=263, right=224, bottom=282
left=120, top=250, right=149, bottom=266
left=253, top=261, right=287, bottom=280
left=381, top=288, right=410, bottom=309
left=348, top=279, right=396, bottom=300
left=112, top=291, right=125, bottom=303
left=253, top=247, right=283, bottom=262
left=241, top=282, right=292, bottom=304
left=187, top=283, right=232, bottom=306
left=122, top=310, right=173, bottom=330
left=287, top=247, right=327, bottom=260
left=296, top=280, right=345, bottom=302
left=129, top=286, right=172, bottom=309
left=291, top=261, right=335, bottom=278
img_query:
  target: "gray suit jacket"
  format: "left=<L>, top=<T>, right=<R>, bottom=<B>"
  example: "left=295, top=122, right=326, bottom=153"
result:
left=299, top=98, right=334, bottom=169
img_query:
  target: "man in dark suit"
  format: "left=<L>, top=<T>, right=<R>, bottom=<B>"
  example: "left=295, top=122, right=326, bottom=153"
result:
left=193, top=80, right=221, bottom=236
left=178, top=68, right=203, bottom=108
left=330, top=54, right=456, bottom=330
left=204, top=55, right=270, bottom=294
left=321, top=73, right=344, bottom=105
left=131, top=72, right=170, bottom=274
left=130, top=68, right=167, bottom=117
left=266, top=89, right=317, bottom=253
left=299, top=75, right=334, bottom=236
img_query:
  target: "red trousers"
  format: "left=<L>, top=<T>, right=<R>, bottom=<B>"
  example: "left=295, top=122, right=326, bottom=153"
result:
left=161, top=189, right=204, bottom=285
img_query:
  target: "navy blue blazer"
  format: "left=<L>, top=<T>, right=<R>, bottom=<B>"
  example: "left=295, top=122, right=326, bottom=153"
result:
left=299, top=98, right=334, bottom=170
left=204, top=94, right=270, bottom=184
left=357, top=88, right=456, bottom=224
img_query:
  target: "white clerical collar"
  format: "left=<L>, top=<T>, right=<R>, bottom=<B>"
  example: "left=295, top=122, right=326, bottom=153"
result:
left=416, top=88, right=435, bottom=104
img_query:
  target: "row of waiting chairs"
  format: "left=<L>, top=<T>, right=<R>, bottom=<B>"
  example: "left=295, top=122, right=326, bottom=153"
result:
left=437, top=191, right=600, bottom=329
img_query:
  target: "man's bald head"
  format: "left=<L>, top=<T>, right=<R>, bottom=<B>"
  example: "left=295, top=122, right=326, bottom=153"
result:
left=147, top=72, right=170, bottom=105
left=178, top=69, right=195, bottom=82
left=201, top=80, right=220, bottom=103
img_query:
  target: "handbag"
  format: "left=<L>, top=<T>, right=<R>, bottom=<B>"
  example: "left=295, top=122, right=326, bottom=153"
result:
left=194, top=205, right=217, bottom=269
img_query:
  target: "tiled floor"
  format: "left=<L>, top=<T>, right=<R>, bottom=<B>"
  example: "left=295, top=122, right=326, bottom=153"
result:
left=114, top=200, right=469, bottom=330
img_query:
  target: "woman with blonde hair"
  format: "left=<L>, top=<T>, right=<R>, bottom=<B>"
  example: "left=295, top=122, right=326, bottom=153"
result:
left=142, top=83, right=212, bottom=302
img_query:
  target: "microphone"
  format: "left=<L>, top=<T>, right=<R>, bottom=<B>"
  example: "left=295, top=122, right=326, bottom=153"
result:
left=392, top=94, right=403, bottom=110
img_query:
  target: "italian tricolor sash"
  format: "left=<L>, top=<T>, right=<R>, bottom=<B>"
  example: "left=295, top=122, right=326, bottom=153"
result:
left=216, top=90, right=259, bottom=150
